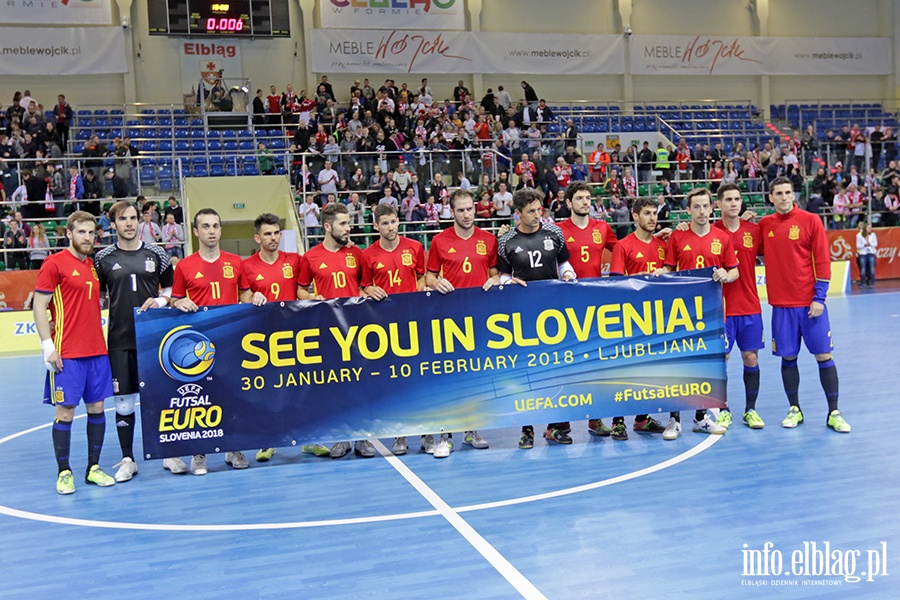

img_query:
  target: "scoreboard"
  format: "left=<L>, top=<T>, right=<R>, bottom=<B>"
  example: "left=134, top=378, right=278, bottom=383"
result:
left=148, top=0, right=290, bottom=37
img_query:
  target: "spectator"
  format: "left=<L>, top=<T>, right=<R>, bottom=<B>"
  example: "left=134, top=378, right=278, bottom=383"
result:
left=637, top=141, right=654, bottom=183
left=137, top=210, right=161, bottom=244
left=493, top=181, right=513, bottom=222
left=105, top=167, right=128, bottom=199
left=553, top=156, right=571, bottom=190
left=564, top=119, right=578, bottom=147
left=571, top=155, right=588, bottom=182
left=856, top=221, right=877, bottom=288
left=300, top=195, right=321, bottom=238
left=46, top=163, right=66, bottom=217
left=266, top=85, right=282, bottom=125
left=379, top=185, right=398, bottom=208
left=81, top=135, right=107, bottom=172
left=610, top=195, right=630, bottom=239
left=520, top=81, right=538, bottom=111
left=3, top=217, right=28, bottom=269
left=476, top=191, right=494, bottom=221
left=27, top=222, right=50, bottom=269
left=257, top=141, right=275, bottom=175
left=164, top=196, right=184, bottom=224
left=656, top=194, right=671, bottom=231
left=496, top=85, right=512, bottom=113
left=161, top=212, right=185, bottom=258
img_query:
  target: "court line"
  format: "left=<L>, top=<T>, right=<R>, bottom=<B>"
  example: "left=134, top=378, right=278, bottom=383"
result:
left=372, top=439, right=547, bottom=600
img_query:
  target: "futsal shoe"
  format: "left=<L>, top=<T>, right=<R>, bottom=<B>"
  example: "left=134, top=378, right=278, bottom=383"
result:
left=518, top=429, right=535, bottom=449
left=827, top=410, right=852, bottom=433
left=85, top=464, right=116, bottom=487
left=190, top=454, right=208, bottom=475
left=716, top=410, right=733, bottom=430
left=113, top=457, right=138, bottom=482
left=588, top=419, right=611, bottom=437
left=692, top=414, right=727, bottom=435
left=330, top=441, right=352, bottom=459
left=544, top=427, right=573, bottom=445
left=256, top=448, right=276, bottom=462
left=662, top=417, right=682, bottom=440
left=56, top=470, right=75, bottom=495
left=633, top=417, right=666, bottom=433
left=420, top=434, right=436, bottom=454
left=225, top=451, right=249, bottom=469
left=163, top=457, right=188, bottom=474
left=742, top=410, right=765, bottom=429
left=301, top=444, right=331, bottom=457
left=392, top=436, right=408, bottom=455
left=463, top=430, right=489, bottom=449
left=610, top=421, right=628, bottom=441
left=433, top=434, right=453, bottom=458
left=781, top=406, right=804, bottom=428
left=354, top=440, right=376, bottom=458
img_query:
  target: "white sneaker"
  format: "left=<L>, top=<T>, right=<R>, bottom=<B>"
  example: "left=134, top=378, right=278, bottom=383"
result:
left=392, top=436, right=408, bottom=455
left=693, top=414, right=727, bottom=435
left=354, top=440, right=376, bottom=458
left=190, top=454, right=208, bottom=475
left=163, top=457, right=187, bottom=474
left=463, top=430, right=489, bottom=449
left=113, top=457, right=138, bottom=482
left=662, top=417, right=682, bottom=441
left=225, top=451, right=249, bottom=469
left=433, top=434, right=453, bottom=458
left=421, top=434, right=436, bottom=453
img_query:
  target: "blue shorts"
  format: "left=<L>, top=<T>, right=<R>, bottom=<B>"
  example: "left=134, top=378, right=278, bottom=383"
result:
left=725, top=314, right=765, bottom=354
left=771, top=306, right=834, bottom=357
left=43, top=355, right=114, bottom=407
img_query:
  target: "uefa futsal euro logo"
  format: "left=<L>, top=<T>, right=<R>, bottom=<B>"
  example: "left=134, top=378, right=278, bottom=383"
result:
left=159, top=326, right=217, bottom=382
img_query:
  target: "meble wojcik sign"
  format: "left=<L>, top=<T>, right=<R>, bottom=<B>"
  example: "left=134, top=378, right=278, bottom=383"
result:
left=136, top=271, right=726, bottom=458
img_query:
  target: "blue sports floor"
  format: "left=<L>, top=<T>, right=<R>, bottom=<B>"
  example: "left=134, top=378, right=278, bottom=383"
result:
left=0, top=290, right=897, bottom=599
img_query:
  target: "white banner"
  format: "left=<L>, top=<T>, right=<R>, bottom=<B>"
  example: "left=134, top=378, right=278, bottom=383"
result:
left=320, top=0, right=465, bottom=30
left=179, top=40, right=243, bottom=100
left=0, top=0, right=111, bottom=25
left=631, top=35, right=892, bottom=76
left=311, top=29, right=625, bottom=74
left=0, top=27, right=125, bottom=75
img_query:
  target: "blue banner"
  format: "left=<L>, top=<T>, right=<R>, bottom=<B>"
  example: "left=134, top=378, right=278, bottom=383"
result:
left=136, top=270, right=727, bottom=459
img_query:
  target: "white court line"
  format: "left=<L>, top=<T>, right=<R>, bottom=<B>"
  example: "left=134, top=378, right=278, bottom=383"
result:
left=372, top=439, right=547, bottom=600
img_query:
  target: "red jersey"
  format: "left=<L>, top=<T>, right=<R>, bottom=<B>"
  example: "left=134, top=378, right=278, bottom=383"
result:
left=558, top=218, right=618, bottom=279
left=172, top=251, right=246, bottom=306
left=35, top=250, right=107, bottom=358
left=297, top=243, right=363, bottom=299
left=759, top=208, right=831, bottom=308
left=713, top=220, right=762, bottom=316
left=426, top=226, right=498, bottom=289
left=609, top=233, right=668, bottom=276
left=266, top=95, right=281, bottom=113
left=361, top=237, right=425, bottom=294
left=240, top=251, right=301, bottom=302
left=554, top=165, right=571, bottom=188
left=664, top=227, right=739, bottom=272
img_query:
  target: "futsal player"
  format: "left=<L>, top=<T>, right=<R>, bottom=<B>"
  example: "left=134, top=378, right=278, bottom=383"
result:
left=94, top=201, right=174, bottom=481
left=171, top=208, right=251, bottom=474
left=239, top=213, right=303, bottom=463
left=607, top=196, right=670, bottom=437
left=34, top=211, right=116, bottom=494
left=425, top=188, right=499, bottom=457
left=654, top=187, right=738, bottom=440
left=759, top=177, right=850, bottom=432
left=296, top=203, right=371, bottom=458
left=712, top=183, right=766, bottom=430
left=496, top=189, right=577, bottom=449
left=360, top=204, right=426, bottom=456
left=557, top=182, right=628, bottom=438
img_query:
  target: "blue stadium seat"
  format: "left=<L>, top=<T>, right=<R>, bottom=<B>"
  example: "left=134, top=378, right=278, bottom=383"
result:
left=174, top=117, right=188, bottom=127
left=190, top=129, right=205, bottom=139
left=210, top=164, right=226, bottom=177
left=75, top=129, right=92, bottom=141
left=192, top=165, right=208, bottom=177
left=175, top=141, right=189, bottom=153
left=174, top=129, right=189, bottom=139
left=208, top=140, right=223, bottom=152
left=223, top=141, right=239, bottom=152
left=139, top=166, right=156, bottom=184
left=72, top=143, right=85, bottom=154
left=141, top=141, right=158, bottom=153
left=191, top=141, right=206, bottom=152
left=242, top=164, right=260, bottom=176
left=239, top=141, right=254, bottom=151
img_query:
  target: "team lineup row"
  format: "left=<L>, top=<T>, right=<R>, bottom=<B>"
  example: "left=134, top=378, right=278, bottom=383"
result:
left=32, top=178, right=849, bottom=495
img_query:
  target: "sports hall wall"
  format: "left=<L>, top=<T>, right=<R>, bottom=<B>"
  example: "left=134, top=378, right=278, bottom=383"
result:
left=0, top=0, right=897, bottom=109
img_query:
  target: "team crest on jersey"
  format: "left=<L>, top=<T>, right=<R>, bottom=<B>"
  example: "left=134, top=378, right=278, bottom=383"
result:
left=222, top=265, right=235, bottom=279
left=710, top=239, right=722, bottom=256
left=345, top=254, right=357, bottom=269
left=401, top=252, right=414, bottom=267
left=743, top=232, right=754, bottom=248
left=145, top=259, right=156, bottom=273
left=282, top=264, right=294, bottom=279
left=476, top=240, right=487, bottom=256
left=54, top=389, right=65, bottom=404
left=543, top=238, right=554, bottom=251
left=658, top=247, right=666, bottom=260
left=592, top=231, right=602, bottom=245
left=789, top=225, right=800, bottom=240
left=90, top=267, right=99, bottom=280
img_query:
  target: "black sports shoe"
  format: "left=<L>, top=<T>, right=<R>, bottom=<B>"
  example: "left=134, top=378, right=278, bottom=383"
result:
left=543, top=427, right=573, bottom=445
left=633, top=416, right=667, bottom=434
left=611, top=421, right=628, bottom=441
left=518, top=430, right=535, bottom=449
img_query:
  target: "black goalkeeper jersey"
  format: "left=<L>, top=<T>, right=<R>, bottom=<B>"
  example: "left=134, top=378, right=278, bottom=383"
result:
left=497, top=222, right=570, bottom=282
left=94, top=243, right=174, bottom=351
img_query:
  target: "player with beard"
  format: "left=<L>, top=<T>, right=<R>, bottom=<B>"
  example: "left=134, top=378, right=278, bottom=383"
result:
left=94, top=201, right=174, bottom=481
left=295, top=203, right=369, bottom=459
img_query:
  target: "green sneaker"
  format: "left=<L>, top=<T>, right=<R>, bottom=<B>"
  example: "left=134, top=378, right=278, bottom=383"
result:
left=256, top=448, right=276, bottom=462
left=301, top=444, right=331, bottom=457
left=742, top=409, right=765, bottom=429
left=781, top=406, right=804, bottom=428
left=56, top=470, right=75, bottom=495
left=827, top=410, right=851, bottom=433
left=610, top=421, right=628, bottom=441
left=716, top=410, right=733, bottom=429
left=85, top=464, right=115, bottom=487
left=588, top=419, right=611, bottom=437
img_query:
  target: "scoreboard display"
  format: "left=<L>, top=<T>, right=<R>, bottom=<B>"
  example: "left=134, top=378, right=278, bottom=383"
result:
left=148, top=0, right=290, bottom=37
